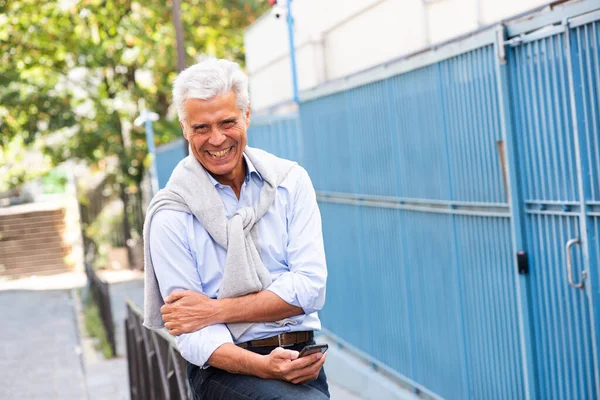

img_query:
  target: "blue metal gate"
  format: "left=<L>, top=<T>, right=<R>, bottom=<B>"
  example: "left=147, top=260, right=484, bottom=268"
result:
left=503, top=11, right=600, bottom=398
left=247, top=1, right=600, bottom=398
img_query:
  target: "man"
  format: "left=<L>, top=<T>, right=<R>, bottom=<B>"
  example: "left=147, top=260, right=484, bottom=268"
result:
left=143, top=58, right=329, bottom=399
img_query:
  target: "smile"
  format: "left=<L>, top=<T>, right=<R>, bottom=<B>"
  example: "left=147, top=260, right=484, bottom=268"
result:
left=207, top=147, right=233, bottom=158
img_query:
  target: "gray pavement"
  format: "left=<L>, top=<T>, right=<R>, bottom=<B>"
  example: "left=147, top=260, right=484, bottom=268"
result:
left=106, top=277, right=144, bottom=357
left=79, top=272, right=144, bottom=400
left=0, top=289, right=86, bottom=400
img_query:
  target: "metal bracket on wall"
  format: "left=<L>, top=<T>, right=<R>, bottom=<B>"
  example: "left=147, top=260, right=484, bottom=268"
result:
left=495, top=26, right=507, bottom=64
left=505, top=18, right=567, bottom=48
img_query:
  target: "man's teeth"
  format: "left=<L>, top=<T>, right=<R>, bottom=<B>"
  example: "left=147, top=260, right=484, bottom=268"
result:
left=209, top=148, right=231, bottom=158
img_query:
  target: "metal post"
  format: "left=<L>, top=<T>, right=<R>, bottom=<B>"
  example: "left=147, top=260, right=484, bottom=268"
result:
left=286, top=0, right=300, bottom=104
left=140, top=110, right=159, bottom=196
left=494, top=25, right=538, bottom=400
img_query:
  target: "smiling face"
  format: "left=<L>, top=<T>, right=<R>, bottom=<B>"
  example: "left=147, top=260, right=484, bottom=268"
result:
left=180, top=91, right=251, bottom=187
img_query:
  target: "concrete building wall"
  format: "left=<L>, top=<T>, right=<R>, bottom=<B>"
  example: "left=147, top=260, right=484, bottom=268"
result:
left=244, top=0, right=551, bottom=113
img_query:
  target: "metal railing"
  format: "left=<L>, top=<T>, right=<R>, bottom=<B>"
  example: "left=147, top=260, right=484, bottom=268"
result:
left=125, top=299, right=192, bottom=400
left=85, top=262, right=117, bottom=357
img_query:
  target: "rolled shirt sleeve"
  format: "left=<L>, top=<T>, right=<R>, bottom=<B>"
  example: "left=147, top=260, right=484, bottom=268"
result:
left=149, top=210, right=233, bottom=367
left=267, top=167, right=327, bottom=315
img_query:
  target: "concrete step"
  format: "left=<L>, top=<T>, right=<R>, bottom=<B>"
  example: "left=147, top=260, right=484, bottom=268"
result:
left=1, top=221, right=65, bottom=237
left=0, top=213, right=65, bottom=229
left=0, top=208, right=65, bottom=221
left=0, top=238, right=68, bottom=254
left=0, top=264, right=70, bottom=278
left=0, top=223, right=66, bottom=236
left=0, top=253, right=68, bottom=268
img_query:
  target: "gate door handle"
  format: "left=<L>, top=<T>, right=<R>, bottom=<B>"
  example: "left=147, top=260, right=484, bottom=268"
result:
left=566, top=237, right=587, bottom=289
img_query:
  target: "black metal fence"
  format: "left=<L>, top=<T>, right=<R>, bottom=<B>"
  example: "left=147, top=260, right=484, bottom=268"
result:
left=125, top=299, right=192, bottom=400
left=85, top=262, right=117, bottom=357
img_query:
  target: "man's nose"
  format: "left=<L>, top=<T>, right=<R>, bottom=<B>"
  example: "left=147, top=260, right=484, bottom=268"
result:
left=207, top=128, right=226, bottom=147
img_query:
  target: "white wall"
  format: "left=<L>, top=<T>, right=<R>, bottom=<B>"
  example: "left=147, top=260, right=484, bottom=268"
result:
left=244, top=0, right=553, bottom=113
left=324, top=0, right=428, bottom=79
left=426, top=0, right=479, bottom=44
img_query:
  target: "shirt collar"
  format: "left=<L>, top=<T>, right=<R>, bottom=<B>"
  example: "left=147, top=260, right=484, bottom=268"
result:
left=204, top=152, right=262, bottom=187
left=243, top=153, right=262, bottom=183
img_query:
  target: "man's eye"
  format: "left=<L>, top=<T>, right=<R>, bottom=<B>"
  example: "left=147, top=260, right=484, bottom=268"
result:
left=222, top=121, right=236, bottom=129
left=195, top=126, right=209, bottom=133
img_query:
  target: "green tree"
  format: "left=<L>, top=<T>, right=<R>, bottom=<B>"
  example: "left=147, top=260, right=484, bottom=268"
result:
left=1, top=0, right=267, bottom=163
left=0, top=0, right=267, bottom=238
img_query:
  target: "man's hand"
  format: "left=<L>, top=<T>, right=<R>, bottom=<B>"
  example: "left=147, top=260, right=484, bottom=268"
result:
left=161, top=290, right=221, bottom=335
left=260, top=347, right=327, bottom=384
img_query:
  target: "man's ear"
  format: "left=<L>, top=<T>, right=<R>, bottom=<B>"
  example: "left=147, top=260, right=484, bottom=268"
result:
left=245, top=105, right=251, bottom=129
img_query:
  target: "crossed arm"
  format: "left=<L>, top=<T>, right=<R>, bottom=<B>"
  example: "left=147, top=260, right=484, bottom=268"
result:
left=161, top=288, right=325, bottom=382
left=160, top=289, right=303, bottom=336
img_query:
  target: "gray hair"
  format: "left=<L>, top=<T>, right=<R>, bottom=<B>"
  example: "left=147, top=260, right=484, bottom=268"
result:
left=172, top=58, right=249, bottom=122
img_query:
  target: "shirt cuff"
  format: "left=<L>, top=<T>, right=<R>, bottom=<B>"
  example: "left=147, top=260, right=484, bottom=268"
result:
left=267, top=271, right=323, bottom=315
left=175, top=323, right=233, bottom=368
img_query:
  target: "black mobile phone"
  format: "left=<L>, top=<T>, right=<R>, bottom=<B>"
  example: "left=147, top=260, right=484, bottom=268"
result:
left=298, top=343, right=328, bottom=358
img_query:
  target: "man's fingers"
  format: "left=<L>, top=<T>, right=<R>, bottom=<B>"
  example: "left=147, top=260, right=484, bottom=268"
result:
left=289, top=365, right=323, bottom=384
left=161, top=305, right=175, bottom=323
left=285, top=352, right=325, bottom=381
left=165, top=322, right=181, bottom=336
left=290, top=354, right=326, bottom=384
left=270, top=347, right=299, bottom=361
left=292, top=374, right=316, bottom=385
left=165, top=290, right=187, bottom=304
left=289, top=352, right=323, bottom=369
left=160, top=304, right=172, bottom=314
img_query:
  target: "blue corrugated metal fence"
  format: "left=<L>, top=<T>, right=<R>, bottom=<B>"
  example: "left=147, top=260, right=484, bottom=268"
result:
left=155, top=2, right=600, bottom=398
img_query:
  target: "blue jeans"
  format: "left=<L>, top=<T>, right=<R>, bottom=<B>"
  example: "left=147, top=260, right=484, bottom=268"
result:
left=187, top=340, right=330, bottom=400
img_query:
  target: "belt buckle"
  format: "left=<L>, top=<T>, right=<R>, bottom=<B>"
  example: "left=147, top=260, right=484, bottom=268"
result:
left=277, top=333, right=291, bottom=348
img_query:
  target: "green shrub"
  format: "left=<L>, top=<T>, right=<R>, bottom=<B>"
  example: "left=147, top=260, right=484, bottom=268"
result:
left=84, top=295, right=114, bottom=359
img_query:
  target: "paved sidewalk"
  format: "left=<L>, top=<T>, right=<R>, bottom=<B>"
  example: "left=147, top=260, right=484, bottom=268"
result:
left=78, top=271, right=144, bottom=400
left=0, top=289, right=86, bottom=399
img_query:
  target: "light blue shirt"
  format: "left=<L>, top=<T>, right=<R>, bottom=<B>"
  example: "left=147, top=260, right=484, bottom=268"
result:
left=149, top=154, right=327, bottom=367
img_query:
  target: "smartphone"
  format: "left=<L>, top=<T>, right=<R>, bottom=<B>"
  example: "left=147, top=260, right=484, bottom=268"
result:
left=298, top=343, right=328, bottom=358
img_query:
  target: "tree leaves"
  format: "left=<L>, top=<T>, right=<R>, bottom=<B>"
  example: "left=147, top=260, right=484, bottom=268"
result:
left=1, top=0, right=267, bottom=186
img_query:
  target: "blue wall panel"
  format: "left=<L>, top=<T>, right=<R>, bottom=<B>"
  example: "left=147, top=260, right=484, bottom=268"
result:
left=155, top=139, right=186, bottom=189
left=510, top=33, right=579, bottom=203
left=453, top=216, right=525, bottom=399
left=401, top=212, right=465, bottom=398
left=440, top=47, right=506, bottom=204
left=317, top=202, right=366, bottom=345
left=571, top=20, right=600, bottom=202
left=354, top=206, right=413, bottom=374
left=344, top=81, right=400, bottom=197
left=387, top=66, right=451, bottom=200
left=300, top=93, right=355, bottom=194
left=247, top=115, right=303, bottom=165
